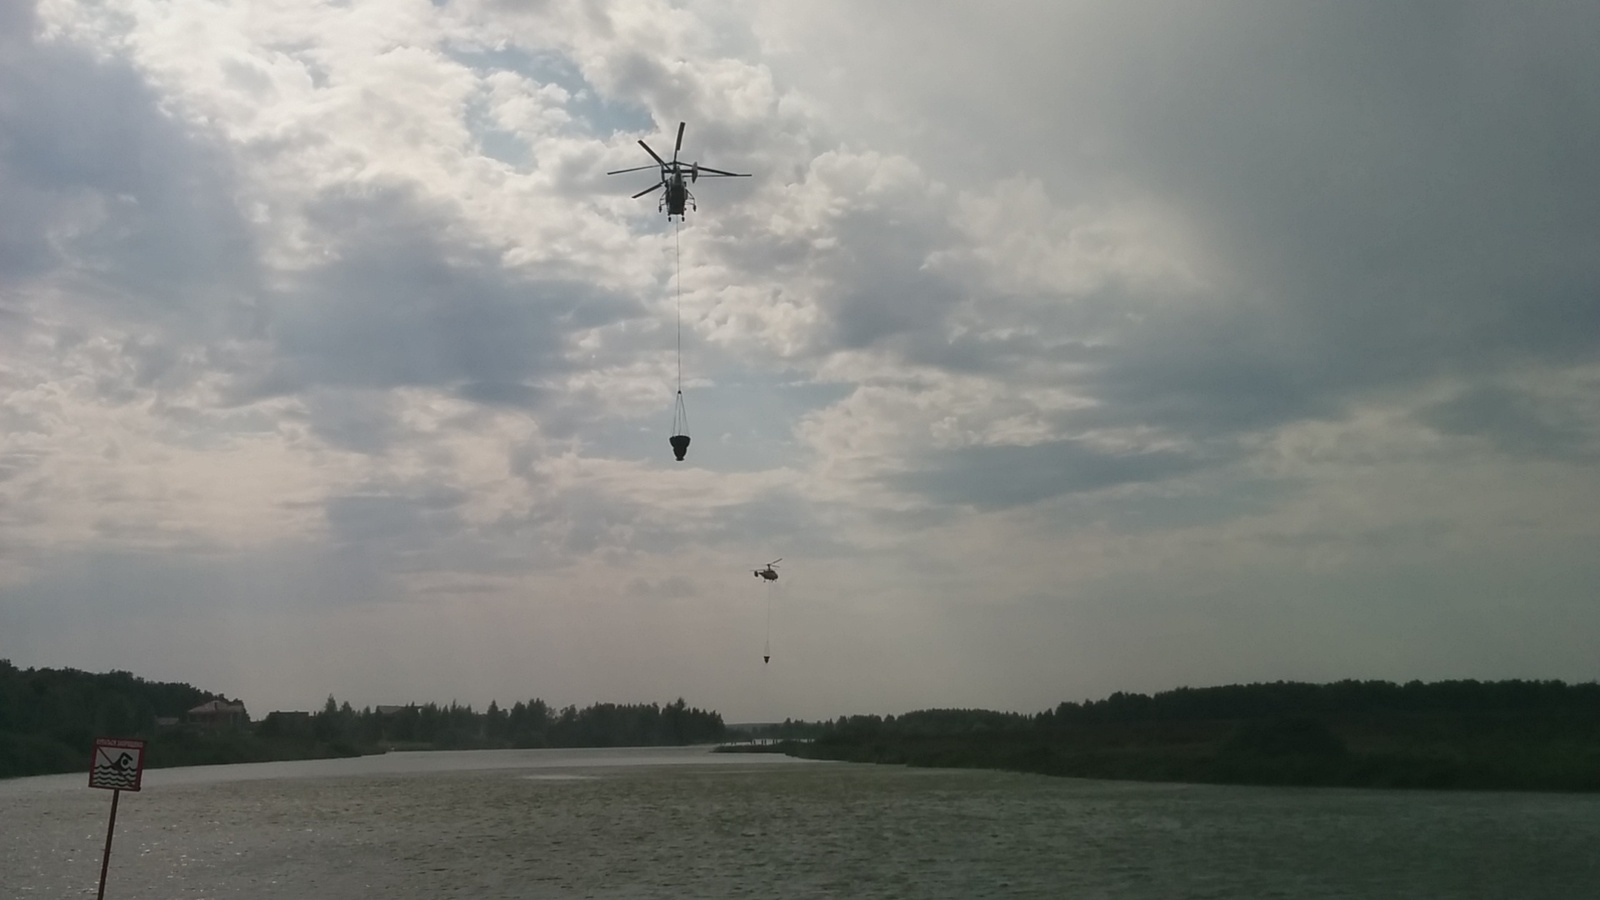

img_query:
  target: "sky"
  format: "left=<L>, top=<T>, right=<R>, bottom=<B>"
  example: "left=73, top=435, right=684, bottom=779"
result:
left=2, top=0, right=1599, bottom=722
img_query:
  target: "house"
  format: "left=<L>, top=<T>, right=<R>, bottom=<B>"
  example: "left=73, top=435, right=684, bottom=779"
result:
left=188, top=699, right=249, bottom=728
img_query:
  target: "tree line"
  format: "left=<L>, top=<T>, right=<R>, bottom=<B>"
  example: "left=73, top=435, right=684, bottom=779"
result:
left=757, top=678, right=1600, bottom=741
left=1, top=660, right=726, bottom=779
left=0, top=659, right=231, bottom=778
left=274, top=695, right=726, bottom=750
left=774, top=679, right=1600, bottom=792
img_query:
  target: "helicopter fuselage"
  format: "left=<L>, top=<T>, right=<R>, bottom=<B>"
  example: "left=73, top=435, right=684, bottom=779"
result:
left=663, top=171, right=693, bottom=218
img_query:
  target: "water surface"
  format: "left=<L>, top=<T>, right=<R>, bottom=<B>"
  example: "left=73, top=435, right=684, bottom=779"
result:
left=3, top=746, right=1596, bottom=898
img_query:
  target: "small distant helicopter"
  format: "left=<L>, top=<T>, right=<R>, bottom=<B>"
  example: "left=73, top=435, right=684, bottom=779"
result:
left=607, top=122, right=750, bottom=219
left=753, top=559, right=781, bottom=582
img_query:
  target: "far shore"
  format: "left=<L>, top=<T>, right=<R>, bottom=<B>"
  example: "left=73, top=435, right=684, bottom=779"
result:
left=759, top=713, right=1600, bottom=793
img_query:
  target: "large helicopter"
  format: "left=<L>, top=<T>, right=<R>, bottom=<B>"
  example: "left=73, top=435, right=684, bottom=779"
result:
left=607, top=122, right=749, bottom=219
left=753, top=559, right=781, bottom=582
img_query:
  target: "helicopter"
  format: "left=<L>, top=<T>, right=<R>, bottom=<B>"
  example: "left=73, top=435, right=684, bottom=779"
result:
left=753, top=559, right=781, bottom=582
left=607, top=122, right=750, bottom=219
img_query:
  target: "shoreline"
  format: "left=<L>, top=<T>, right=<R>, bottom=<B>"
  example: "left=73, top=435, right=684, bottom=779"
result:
left=770, top=715, right=1600, bottom=793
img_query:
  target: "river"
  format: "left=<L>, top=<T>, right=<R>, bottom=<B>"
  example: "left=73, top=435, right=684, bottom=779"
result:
left=2, top=746, right=1596, bottom=898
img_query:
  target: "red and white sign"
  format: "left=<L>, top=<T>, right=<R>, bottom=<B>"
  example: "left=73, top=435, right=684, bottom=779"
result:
left=88, top=738, right=146, bottom=792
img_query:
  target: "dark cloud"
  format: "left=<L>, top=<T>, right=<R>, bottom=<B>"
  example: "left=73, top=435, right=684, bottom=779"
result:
left=1075, top=475, right=1285, bottom=534
left=891, top=439, right=1208, bottom=511
left=1420, top=384, right=1597, bottom=462
left=0, top=18, right=256, bottom=314
left=199, top=183, right=651, bottom=456
left=1088, top=4, right=1600, bottom=432
left=301, top=390, right=407, bottom=455
left=772, top=2, right=1600, bottom=467
left=456, top=381, right=548, bottom=409
left=1074, top=299, right=1344, bottom=437
left=700, top=489, right=856, bottom=558
left=827, top=210, right=963, bottom=353
left=259, top=185, right=594, bottom=392
left=480, top=479, right=853, bottom=565
left=324, top=488, right=469, bottom=551
left=511, top=485, right=676, bottom=558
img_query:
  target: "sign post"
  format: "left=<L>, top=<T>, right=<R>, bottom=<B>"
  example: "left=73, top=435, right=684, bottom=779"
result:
left=88, top=737, right=145, bottom=900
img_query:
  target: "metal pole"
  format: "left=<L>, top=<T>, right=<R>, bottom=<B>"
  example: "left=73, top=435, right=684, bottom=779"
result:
left=96, top=788, right=120, bottom=900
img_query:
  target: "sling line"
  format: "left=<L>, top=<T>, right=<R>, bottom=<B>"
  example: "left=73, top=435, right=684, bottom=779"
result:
left=669, top=220, right=690, bottom=461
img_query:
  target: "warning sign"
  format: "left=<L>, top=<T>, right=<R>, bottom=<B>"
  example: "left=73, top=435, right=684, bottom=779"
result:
left=88, top=738, right=146, bottom=792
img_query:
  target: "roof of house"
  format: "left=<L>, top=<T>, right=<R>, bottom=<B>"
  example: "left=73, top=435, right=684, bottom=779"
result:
left=189, top=699, right=248, bottom=715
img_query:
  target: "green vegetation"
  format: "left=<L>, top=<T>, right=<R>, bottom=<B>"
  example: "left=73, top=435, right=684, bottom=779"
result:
left=302, top=695, right=725, bottom=751
left=779, top=680, right=1600, bottom=792
left=0, top=660, right=725, bottom=780
left=14, top=661, right=1592, bottom=791
left=0, top=660, right=367, bottom=778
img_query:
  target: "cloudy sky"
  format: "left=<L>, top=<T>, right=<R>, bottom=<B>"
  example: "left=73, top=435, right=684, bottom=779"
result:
left=3, top=0, right=1598, bottom=721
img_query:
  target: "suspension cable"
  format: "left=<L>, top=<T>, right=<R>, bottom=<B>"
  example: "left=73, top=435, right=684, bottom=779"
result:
left=668, top=218, right=689, bottom=457
left=675, top=218, right=682, bottom=394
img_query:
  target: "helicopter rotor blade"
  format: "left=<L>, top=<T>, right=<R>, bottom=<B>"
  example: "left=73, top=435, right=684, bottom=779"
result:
left=693, top=166, right=751, bottom=177
left=674, top=122, right=685, bottom=158
left=769, top=559, right=782, bottom=566
left=638, top=140, right=667, bottom=167
left=632, top=181, right=666, bottom=199
left=606, top=164, right=660, bottom=175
